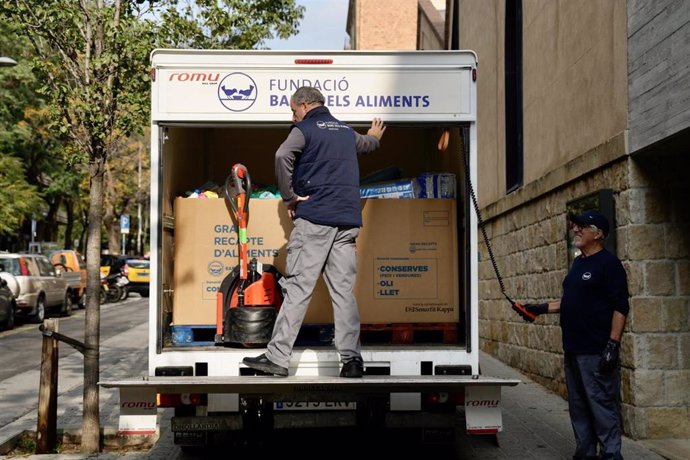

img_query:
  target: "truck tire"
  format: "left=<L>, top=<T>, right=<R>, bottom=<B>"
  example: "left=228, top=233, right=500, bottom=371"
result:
left=1, top=303, right=14, bottom=331
left=31, top=296, right=46, bottom=324
left=61, top=291, right=73, bottom=317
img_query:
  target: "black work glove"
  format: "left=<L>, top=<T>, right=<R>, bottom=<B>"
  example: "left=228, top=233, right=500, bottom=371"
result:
left=599, top=339, right=620, bottom=373
left=512, top=302, right=548, bottom=322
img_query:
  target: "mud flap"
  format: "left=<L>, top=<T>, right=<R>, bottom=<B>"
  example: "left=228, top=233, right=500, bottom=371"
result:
left=464, top=385, right=503, bottom=435
left=118, top=387, right=158, bottom=436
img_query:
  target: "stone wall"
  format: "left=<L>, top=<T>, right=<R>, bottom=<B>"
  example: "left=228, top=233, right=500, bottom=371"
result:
left=479, top=152, right=690, bottom=438
left=618, top=153, right=690, bottom=438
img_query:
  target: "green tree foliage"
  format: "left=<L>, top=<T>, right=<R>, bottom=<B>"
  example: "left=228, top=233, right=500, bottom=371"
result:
left=0, top=0, right=303, bottom=452
left=157, top=0, right=304, bottom=48
left=0, top=22, right=47, bottom=238
left=0, top=155, right=42, bottom=234
left=2, top=106, right=84, bottom=243
left=104, top=131, right=150, bottom=255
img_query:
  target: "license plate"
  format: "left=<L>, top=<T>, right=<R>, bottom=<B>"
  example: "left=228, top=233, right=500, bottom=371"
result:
left=273, top=401, right=356, bottom=411
left=171, top=416, right=239, bottom=431
left=174, top=431, right=207, bottom=446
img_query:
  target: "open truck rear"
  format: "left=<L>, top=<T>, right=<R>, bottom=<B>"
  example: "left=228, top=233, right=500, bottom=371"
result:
left=101, top=50, right=517, bottom=450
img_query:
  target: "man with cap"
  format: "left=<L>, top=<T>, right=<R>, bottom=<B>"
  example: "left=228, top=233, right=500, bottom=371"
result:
left=515, top=210, right=629, bottom=460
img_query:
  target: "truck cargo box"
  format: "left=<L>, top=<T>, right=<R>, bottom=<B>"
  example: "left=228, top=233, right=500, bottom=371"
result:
left=100, top=50, right=518, bottom=449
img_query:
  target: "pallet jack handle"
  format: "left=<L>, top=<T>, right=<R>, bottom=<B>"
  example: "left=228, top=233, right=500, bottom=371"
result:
left=224, top=163, right=252, bottom=281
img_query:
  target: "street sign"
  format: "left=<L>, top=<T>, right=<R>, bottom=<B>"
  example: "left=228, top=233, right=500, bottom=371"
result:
left=120, top=215, right=130, bottom=234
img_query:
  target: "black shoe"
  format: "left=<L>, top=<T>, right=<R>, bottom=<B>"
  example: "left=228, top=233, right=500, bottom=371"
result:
left=243, top=353, right=288, bottom=377
left=340, top=357, right=364, bottom=378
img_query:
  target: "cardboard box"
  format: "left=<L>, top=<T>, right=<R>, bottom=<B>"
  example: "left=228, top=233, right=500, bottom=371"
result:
left=172, top=198, right=333, bottom=325
left=172, top=197, right=459, bottom=325
left=417, top=172, right=457, bottom=198
left=356, top=199, right=459, bottom=322
left=359, top=179, right=419, bottom=198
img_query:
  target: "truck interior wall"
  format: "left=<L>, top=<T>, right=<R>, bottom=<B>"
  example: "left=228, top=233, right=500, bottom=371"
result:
left=160, top=124, right=468, bottom=346
left=162, top=126, right=466, bottom=197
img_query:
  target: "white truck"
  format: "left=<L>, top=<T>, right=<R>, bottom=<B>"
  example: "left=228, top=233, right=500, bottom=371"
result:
left=102, top=50, right=518, bottom=450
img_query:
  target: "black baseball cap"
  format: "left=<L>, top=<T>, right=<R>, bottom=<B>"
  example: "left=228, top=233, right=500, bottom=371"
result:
left=568, top=210, right=610, bottom=237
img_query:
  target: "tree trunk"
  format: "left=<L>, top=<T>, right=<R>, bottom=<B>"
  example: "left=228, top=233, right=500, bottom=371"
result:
left=82, top=157, right=105, bottom=453
left=78, top=209, right=88, bottom=254
left=103, top=205, right=119, bottom=254
left=109, top=224, right=120, bottom=255
left=64, top=200, right=74, bottom=250
left=43, top=197, right=61, bottom=243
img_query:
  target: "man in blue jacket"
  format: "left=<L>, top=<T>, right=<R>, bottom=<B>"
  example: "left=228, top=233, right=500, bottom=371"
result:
left=244, top=86, right=385, bottom=378
left=516, top=210, right=629, bottom=460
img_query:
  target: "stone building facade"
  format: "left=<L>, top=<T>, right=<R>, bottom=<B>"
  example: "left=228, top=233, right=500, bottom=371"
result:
left=455, top=0, right=690, bottom=439
left=346, top=0, right=689, bottom=440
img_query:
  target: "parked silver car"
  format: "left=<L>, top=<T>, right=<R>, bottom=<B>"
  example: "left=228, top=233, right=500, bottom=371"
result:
left=0, top=253, right=73, bottom=323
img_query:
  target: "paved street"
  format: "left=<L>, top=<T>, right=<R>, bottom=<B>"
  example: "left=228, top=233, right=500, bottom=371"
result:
left=0, top=298, right=684, bottom=459
left=0, top=297, right=149, bottom=449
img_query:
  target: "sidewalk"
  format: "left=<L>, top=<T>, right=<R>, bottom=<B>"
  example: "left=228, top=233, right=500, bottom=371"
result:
left=1, top=349, right=686, bottom=459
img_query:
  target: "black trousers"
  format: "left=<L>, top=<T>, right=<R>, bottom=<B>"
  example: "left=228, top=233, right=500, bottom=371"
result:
left=564, top=353, right=623, bottom=460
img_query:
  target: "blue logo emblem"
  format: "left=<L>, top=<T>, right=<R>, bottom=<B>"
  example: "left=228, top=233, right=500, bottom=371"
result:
left=218, top=73, right=257, bottom=112
left=208, top=261, right=225, bottom=277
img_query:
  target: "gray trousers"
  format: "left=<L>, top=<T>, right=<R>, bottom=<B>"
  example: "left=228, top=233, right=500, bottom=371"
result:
left=266, top=218, right=361, bottom=368
left=564, top=353, right=623, bottom=460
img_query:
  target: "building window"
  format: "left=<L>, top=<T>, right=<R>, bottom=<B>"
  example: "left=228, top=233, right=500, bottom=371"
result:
left=505, top=0, right=523, bottom=193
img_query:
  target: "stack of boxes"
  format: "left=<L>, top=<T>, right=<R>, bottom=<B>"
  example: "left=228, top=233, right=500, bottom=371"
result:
left=359, top=172, right=456, bottom=199
left=172, top=174, right=459, bottom=327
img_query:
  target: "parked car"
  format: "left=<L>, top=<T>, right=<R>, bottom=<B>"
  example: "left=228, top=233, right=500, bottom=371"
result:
left=49, top=249, right=87, bottom=308
left=0, top=253, right=73, bottom=322
left=0, top=274, right=16, bottom=330
left=123, top=258, right=150, bottom=298
left=100, top=254, right=127, bottom=278
left=100, top=255, right=150, bottom=298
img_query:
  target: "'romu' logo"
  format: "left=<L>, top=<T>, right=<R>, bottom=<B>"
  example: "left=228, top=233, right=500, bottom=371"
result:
left=218, top=73, right=257, bottom=112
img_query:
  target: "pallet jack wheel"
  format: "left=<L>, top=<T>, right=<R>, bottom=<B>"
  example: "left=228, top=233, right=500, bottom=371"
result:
left=224, top=306, right=277, bottom=346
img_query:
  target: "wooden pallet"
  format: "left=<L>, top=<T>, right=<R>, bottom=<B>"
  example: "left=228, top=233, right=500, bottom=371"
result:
left=169, top=322, right=458, bottom=346
left=360, top=322, right=458, bottom=344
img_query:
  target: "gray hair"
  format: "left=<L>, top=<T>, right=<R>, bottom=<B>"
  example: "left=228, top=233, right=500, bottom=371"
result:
left=291, top=86, right=325, bottom=106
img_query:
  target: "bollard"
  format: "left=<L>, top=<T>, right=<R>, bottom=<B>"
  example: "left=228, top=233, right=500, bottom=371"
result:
left=37, top=318, right=59, bottom=454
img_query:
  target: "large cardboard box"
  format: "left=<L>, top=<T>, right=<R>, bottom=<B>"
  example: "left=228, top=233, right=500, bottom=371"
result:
left=356, top=199, right=459, bottom=322
left=172, top=198, right=333, bottom=325
left=172, top=197, right=458, bottom=325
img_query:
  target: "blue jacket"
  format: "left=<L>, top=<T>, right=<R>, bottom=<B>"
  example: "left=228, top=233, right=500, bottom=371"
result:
left=292, top=106, right=362, bottom=227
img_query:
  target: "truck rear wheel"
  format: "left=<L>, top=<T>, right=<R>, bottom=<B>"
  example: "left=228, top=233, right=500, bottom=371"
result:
left=61, top=292, right=73, bottom=317
left=31, top=296, right=46, bottom=324
left=1, top=303, right=14, bottom=331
